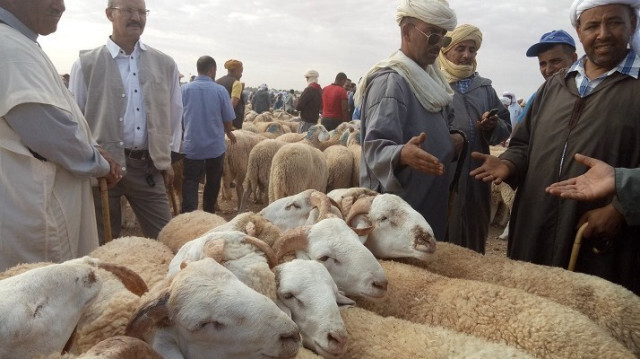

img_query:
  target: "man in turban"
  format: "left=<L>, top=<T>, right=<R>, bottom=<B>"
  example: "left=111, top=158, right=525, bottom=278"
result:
left=251, top=83, right=270, bottom=114
left=438, top=24, right=511, bottom=253
left=217, top=59, right=245, bottom=129
left=471, top=0, right=640, bottom=294
left=355, top=0, right=465, bottom=241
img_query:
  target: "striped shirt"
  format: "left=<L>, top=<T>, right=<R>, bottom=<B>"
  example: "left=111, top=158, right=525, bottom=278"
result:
left=568, top=50, right=640, bottom=97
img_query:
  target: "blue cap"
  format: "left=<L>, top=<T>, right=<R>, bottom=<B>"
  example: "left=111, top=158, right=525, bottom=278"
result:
left=526, top=30, right=576, bottom=57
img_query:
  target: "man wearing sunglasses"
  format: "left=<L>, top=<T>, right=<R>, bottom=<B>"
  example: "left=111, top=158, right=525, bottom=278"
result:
left=69, top=0, right=183, bottom=241
left=355, top=0, right=464, bottom=242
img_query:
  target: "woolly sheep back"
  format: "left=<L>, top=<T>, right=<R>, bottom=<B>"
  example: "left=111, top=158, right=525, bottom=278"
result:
left=268, top=142, right=328, bottom=203
left=158, top=210, right=227, bottom=253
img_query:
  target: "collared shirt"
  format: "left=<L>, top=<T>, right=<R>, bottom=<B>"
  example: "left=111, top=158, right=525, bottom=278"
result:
left=453, top=74, right=476, bottom=94
left=71, top=38, right=149, bottom=150
left=181, top=75, right=235, bottom=159
left=568, top=50, right=640, bottom=97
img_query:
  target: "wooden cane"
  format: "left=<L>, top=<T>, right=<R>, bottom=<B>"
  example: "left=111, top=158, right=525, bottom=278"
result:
left=99, top=178, right=113, bottom=244
left=167, top=184, right=180, bottom=217
left=568, top=222, right=589, bottom=272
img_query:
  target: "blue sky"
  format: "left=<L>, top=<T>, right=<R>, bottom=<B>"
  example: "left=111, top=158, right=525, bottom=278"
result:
left=41, top=0, right=581, bottom=100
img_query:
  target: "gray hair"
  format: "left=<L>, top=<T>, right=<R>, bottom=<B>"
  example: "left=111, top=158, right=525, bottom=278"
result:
left=107, top=0, right=117, bottom=7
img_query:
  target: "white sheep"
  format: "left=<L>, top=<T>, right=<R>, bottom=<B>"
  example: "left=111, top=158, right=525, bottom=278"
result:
left=323, top=144, right=354, bottom=192
left=255, top=121, right=289, bottom=139
left=222, top=129, right=265, bottom=207
left=168, top=230, right=278, bottom=300
left=43, top=336, right=163, bottom=359
left=356, top=260, right=635, bottom=359
left=268, top=142, right=328, bottom=203
left=209, top=211, right=283, bottom=247
left=274, top=218, right=388, bottom=299
left=342, top=192, right=437, bottom=262
left=0, top=257, right=103, bottom=359
left=244, top=109, right=258, bottom=122
left=158, top=210, right=227, bottom=254
left=126, top=258, right=301, bottom=359
left=275, top=259, right=353, bottom=358
left=413, top=241, right=640, bottom=357
left=260, top=189, right=338, bottom=231
left=240, top=138, right=287, bottom=210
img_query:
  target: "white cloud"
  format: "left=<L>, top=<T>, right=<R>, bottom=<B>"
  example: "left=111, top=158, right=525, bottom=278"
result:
left=39, top=0, right=582, bottom=99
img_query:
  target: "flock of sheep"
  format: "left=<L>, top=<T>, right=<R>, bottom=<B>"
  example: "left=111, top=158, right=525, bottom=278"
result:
left=1, top=109, right=639, bottom=359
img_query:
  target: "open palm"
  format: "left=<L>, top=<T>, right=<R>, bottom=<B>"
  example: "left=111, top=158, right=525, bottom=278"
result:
left=546, top=154, right=615, bottom=201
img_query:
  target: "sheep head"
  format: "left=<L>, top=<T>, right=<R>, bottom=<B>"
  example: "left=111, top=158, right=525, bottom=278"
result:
left=347, top=194, right=437, bottom=262
left=275, top=260, right=352, bottom=358
left=129, top=258, right=300, bottom=359
left=261, top=190, right=337, bottom=231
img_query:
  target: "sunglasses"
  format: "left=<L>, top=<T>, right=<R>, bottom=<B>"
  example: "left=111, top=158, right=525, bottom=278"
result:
left=411, top=24, right=452, bottom=47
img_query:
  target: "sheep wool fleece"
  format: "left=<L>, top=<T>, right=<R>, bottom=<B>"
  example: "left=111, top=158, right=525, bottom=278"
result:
left=0, top=24, right=100, bottom=270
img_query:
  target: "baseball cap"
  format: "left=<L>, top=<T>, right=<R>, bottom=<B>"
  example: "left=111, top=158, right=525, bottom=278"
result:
left=526, top=30, right=576, bottom=57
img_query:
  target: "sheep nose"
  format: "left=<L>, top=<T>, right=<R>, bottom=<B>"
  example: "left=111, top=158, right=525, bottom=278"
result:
left=372, top=279, right=388, bottom=291
left=326, top=330, right=348, bottom=354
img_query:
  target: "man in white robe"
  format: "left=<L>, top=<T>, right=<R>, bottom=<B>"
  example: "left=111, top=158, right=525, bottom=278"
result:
left=0, top=0, right=119, bottom=270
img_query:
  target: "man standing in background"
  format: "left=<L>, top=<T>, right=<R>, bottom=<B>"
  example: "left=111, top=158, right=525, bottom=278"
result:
left=321, top=72, right=349, bottom=131
left=296, top=70, right=323, bottom=133
left=216, top=59, right=245, bottom=129
left=70, top=0, right=183, bottom=240
left=181, top=56, right=236, bottom=213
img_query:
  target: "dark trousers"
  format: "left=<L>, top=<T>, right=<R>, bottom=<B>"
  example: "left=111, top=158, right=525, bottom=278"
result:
left=93, top=157, right=172, bottom=243
left=321, top=117, right=343, bottom=131
left=181, top=154, right=225, bottom=213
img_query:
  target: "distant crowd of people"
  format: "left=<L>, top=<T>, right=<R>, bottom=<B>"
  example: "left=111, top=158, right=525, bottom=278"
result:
left=1, top=0, right=639, bottom=296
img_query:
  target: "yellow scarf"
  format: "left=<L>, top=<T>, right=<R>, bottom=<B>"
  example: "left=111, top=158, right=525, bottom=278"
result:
left=438, top=24, right=483, bottom=83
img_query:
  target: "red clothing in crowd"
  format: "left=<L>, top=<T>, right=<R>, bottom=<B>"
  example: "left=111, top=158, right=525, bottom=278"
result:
left=322, top=84, right=348, bottom=120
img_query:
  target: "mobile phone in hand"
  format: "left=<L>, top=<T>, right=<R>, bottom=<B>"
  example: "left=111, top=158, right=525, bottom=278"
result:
left=488, top=108, right=499, bottom=117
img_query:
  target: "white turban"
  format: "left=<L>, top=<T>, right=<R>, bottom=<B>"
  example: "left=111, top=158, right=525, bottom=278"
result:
left=396, top=0, right=457, bottom=32
left=570, top=0, right=640, bottom=53
left=305, top=69, right=319, bottom=84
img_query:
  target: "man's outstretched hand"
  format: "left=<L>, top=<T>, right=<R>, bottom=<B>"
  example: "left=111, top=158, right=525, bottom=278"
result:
left=400, top=132, right=444, bottom=176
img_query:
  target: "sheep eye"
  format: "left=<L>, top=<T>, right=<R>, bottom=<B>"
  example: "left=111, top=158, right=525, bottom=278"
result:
left=318, top=255, right=330, bottom=262
left=380, top=216, right=388, bottom=222
left=197, top=321, right=225, bottom=331
left=285, top=202, right=301, bottom=210
left=282, top=292, right=295, bottom=300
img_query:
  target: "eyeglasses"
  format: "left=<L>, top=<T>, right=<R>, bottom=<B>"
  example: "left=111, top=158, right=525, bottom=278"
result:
left=411, top=24, right=451, bottom=47
left=109, top=7, right=150, bottom=17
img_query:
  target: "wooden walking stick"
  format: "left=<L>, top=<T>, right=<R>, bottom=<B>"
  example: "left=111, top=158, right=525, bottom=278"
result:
left=99, top=178, right=113, bottom=244
left=167, top=183, right=180, bottom=217
left=568, top=222, right=589, bottom=272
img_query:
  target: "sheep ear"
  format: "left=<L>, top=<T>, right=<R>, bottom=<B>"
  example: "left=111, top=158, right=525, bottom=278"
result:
left=345, top=196, right=375, bottom=227
left=98, top=262, right=149, bottom=296
left=274, top=227, right=310, bottom=260
left=336, top=292, right=356, bottom=308
left=126, top=290, right=171, bottom=342
left=351, top=226, right=374, bottom=244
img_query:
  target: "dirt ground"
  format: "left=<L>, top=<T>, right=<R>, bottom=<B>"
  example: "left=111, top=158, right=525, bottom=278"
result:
left=121, top=187, right=508, bottom=258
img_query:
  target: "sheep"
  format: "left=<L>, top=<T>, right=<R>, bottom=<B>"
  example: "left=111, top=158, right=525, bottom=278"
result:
left=255, top=121, right=289, bottom=139
left=327, top=187, right=378, bottom=217
left=276, top=131, right=306, bottom=143
left=342, top=192, right=437, bottom=262
left=253, top=112, right=273, bottom=123
left=167, top=230, right=278, bottom=300
left=268, top=142, right=328, bottom=203
left=356, top=260, right=635, bottom=359
left=240, top=138, right=288, bottom=211
left=210, top=211, right=283, bottom=247
left=43, top=336, right=163, bottom=359
left=410, top=241, right=640, bottom=357
left=240, top=121, right=259, bottom=133
left=276, top=119, right=299, bottom=133
left=157, top=210, right=227, bottom=253
left=126, top=258, right=301, bottom=359
left=0, top=257, right=103, bottom=359
left=260, top=190, right=337, bottom=231
left=346, top=131, right=362, bottom=187
left=340, top=307, right=534, bottom=359
left=275, top=259, right=353, bottom=358
left=221, top=129, right=265, bottom=207
left=244, top=110, right=258, bottom=122
left=89, top=236, right=174, bottom=288
left=323, top=144, right=354, bottom=192
left=274, top=218, right=388, bottom=299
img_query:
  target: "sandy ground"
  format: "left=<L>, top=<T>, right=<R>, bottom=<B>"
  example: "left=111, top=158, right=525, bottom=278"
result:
left=120, top=186, right=508, bottom=258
